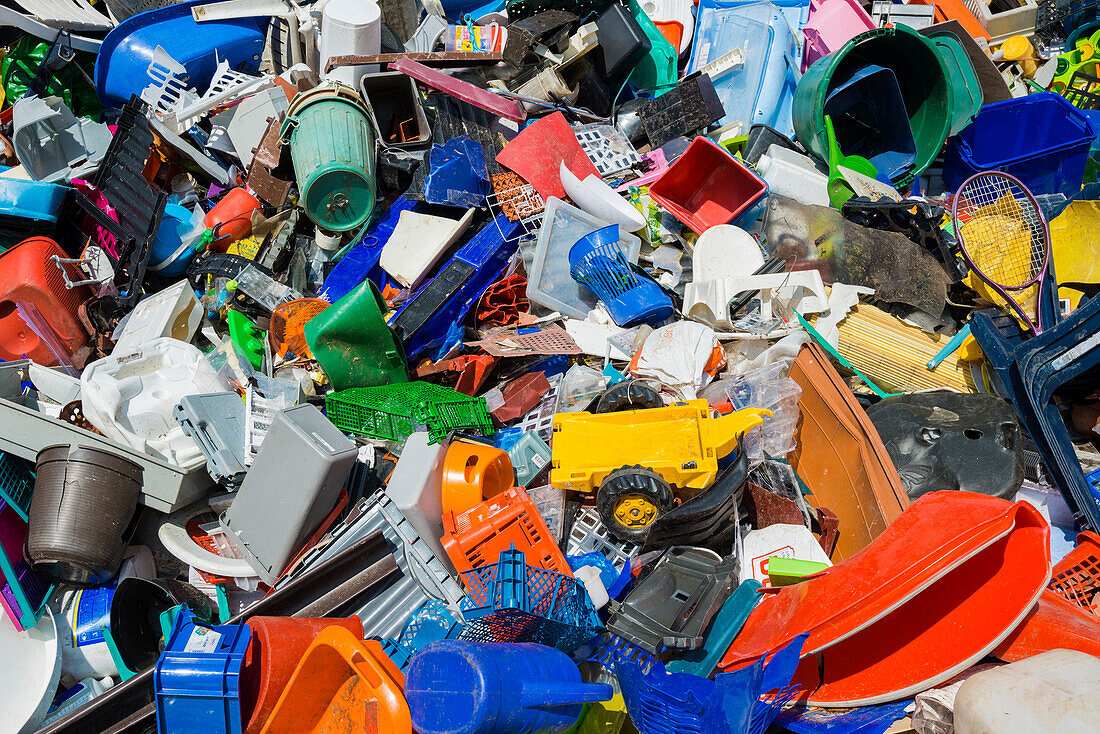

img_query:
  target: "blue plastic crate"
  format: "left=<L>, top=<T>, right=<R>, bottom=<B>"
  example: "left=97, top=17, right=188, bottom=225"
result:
left=458, top=546, right=602, bottom=654
left=944, top=92, right=1097, bottom=197
left=0, top=451, right=35, bottom=522
left=154, top=609, right=251, bottom=734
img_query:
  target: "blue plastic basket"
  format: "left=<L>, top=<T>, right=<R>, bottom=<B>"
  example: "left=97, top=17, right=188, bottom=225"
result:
left=381, top=599, right=464, bottom=670
left=458, top=546, right=602, bottom=654
left=944, top=92, right=1097, bottom=197
left=568, top=225, right=674, bottom=327
left=0, top=452, right=35, bottom=522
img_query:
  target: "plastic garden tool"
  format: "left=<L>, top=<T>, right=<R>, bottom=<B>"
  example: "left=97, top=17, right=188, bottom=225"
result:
left=825, top=115, right=877, bottom=209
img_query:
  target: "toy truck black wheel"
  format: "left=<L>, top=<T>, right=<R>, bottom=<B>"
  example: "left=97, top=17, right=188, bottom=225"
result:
left=597, top=465, right=675, bottom=543
left=595, top=380, right=664, bottom=414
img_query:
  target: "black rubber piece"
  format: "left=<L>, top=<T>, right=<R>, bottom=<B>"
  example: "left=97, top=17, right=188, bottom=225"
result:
left=595, top=380, right=664, bottom=414
left=596, top=465, right=674, bottom=543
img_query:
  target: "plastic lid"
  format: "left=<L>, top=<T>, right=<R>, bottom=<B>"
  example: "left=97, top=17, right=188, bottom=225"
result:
left=1000, top=35, right=1032, bottom=61
left=323, top=0, right=381, bottom=27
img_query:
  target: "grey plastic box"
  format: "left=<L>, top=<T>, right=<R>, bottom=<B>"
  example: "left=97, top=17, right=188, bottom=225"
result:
left=174, top=392, right=248, bottom=487
left=220, top=403, right=358, bottom=584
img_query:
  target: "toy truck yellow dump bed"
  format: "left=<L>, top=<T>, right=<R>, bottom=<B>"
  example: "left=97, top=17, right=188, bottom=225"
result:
left=550, top=400, right=770, bottom=493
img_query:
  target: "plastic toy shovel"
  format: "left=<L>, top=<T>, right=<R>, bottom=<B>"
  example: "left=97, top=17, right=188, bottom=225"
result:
left=825, top=115, right=877, bottom=209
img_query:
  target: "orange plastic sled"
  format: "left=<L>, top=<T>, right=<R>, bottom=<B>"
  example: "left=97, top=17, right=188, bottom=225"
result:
left=719, top=491, right=1050, bottom=706
left=787, top=342, right=910, bottom=561
left=258, top=626, right=411, bottom=734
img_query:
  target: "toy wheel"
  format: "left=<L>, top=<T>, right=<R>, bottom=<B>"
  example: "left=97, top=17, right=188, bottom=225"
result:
left=595, top=380, right=663, bottom=414
left=597, top=465, right=675, bottom=543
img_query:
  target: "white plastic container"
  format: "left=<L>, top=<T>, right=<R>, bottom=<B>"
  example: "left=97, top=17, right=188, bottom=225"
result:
left=40, top=677, right=115, bottom=727
left=755, top=144, right=831, bottom=207
left=320, top=0, right=381, bottom=88
left=384, top=432, right=453, bottom=573
left=112, top=280, right=204, bottom=353
left=81, top=338, right=225, bottom=466
left=954, top=650, right=1100, bottom=733
left=0, top=606, right=61, bottom=734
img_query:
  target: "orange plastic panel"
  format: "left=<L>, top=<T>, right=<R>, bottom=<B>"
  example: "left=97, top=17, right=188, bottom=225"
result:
left=259, top=627, right=410, bottom=734
left=787, top=342, right=910, bottom=561
left=993, top=590, right=1100, bottom=662
left=442, top=486, right=571, bottom=576
left=720, top=492, right=1050, bottom=706
left=1048, top=530, right=1100, bottom=614
left=270, top=298, right=330, bottom=359
left=905, top=0, right=990, bottom=41
left=441, top=440, right=514, bottom=522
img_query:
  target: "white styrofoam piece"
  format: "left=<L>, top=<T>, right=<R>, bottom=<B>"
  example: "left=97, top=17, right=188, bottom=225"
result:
left=740, top=523, right=832, bottom=585
left=692, top=224, right=764, bottom=282
left=112, top=281, right=204, bottom=353
left=559, top=161, right=646, bottom=232
left=381, top=208, right=475, bottom=287
left=684, top=270, right=828, bottom=329
left=80, top=337, right=225, bottom=466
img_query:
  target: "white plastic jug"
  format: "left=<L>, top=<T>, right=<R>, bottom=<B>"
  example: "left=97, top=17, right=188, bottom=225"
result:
left=81, top=338, right=224, bottom=466
left=953, top=650, right=1100, bottom=733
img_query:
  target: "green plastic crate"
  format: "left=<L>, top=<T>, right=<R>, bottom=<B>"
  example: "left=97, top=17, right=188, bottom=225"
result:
left=325, top=382, right=495, bottom=443
left=0, top=452, right=35, bottom=522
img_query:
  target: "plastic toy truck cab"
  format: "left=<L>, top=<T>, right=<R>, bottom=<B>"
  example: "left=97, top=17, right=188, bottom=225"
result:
left=550, top=398, right=771, bottom=541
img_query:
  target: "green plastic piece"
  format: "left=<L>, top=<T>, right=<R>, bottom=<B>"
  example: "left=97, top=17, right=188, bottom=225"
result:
left=280, top=92, right=377, bottom=232
left=1, top=38, right=100, bottom=118
left=227, top=310, right=266, bottom=371
left=303, top=279, right=408, bottom=391
left=666, top=580, right=763, bottom=676
left=158, top=604, right=183, bottom=643
left=325, top=381, right=495, bottom=443
left=214, top=584, right=230, bottom=624
left=794, top=312, right=898, bottom=399
left=794, top=25, right=980, bottom=183
left=766, top=557, right=830, bottom=586
left=100, top=626, right=139, bottom=682
left=625, top=0, right=678, bottom=95
left=824, top=115, right=876, bottom=209
left=0, top=451, right=35, bottom=522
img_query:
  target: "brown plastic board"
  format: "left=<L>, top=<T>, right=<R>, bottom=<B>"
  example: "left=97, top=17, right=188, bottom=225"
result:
left=787, top=342, right=910, bottom=561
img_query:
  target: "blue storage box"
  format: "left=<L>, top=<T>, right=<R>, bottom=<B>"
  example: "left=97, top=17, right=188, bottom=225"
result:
left=154, top=609, right=251, bottom=734
left=943, top=92, right=1097, bottom=196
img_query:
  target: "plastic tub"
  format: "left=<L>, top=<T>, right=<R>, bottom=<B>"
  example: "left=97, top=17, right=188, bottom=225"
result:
left=802, top=0, right=875, bottom=72
left=687, top=0, right=802, bottom=136
left=28, top=445, right=143, bottom=585
left=943, top=92, right=1097, bottom=196
left=794, top=24, right=982, bottom=184
left=526, top=198, right=642, bottom=320
left=649, top=137, right=769, bottom=234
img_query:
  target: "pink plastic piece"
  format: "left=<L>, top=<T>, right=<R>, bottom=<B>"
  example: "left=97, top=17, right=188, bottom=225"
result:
left=802, top=0, right=876, bottom=72
left=389, top=58, right=526, bottom=123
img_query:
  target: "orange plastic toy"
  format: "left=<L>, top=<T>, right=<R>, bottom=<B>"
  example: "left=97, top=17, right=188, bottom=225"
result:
left=442, top=486, right=571, bottom=576
left=441, top=440, right=514, bottom=522
left=258, top=626, right=410, bottom=734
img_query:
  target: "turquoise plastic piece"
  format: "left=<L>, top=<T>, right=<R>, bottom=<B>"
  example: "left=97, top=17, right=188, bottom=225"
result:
left=666, top=580, right=763, bottom=677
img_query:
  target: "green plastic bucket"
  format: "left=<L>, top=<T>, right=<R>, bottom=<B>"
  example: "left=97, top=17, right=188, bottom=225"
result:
left=280, top=85, right=377, bottom=232
left=793, top=25, right=981, bottom=184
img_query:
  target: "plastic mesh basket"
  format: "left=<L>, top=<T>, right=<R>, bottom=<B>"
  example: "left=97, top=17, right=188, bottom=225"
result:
left=0, top=452, right=34, bottom=522
left=1049, top=531, right=1100, bottom=614
left=325, top=381, right=494, bottom=443
left=458, top=546, right=602, bottom=653
left=381, top=599, right=464, bottom=670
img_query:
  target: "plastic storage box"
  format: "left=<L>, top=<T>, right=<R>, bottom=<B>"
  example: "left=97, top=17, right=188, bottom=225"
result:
left=154, top=609, right=251, bottom=734
left=802, top=0, right=876, bottom=72
left=220, top=404, right=358, bottom=585
left=962, top=0, right=1038, bottom=43
left=943, top=92, right=1097, bottom=197
left=649, top=137, right=769, bottom=234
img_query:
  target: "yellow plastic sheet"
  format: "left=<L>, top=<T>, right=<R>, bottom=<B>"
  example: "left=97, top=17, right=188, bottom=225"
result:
left=1049, top=200, right=1100, bottom=310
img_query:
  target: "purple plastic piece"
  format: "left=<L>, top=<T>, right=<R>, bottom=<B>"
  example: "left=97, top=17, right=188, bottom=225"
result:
left=390, top=59, right=526, bottom=123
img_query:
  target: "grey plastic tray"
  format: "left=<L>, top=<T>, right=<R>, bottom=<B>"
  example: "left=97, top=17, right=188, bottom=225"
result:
left=0, top=361, right=212, bottom=513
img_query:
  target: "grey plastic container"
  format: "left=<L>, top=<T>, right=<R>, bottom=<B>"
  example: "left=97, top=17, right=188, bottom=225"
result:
left=28, top=445, right=143, bottom=585
left=174, top=392, right=248, bottom=487
left=220, top=404, right=359, bottom=584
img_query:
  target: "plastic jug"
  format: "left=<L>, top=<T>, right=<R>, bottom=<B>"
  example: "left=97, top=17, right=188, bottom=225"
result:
left=405, top=641, right=613, bottom=734
left=204, top=188, right=260, bottom=252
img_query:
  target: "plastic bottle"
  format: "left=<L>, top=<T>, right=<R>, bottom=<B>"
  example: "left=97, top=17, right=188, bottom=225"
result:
left=170, top=173, right=199, bottom=207
left=40, top=677, right=115, bottom=726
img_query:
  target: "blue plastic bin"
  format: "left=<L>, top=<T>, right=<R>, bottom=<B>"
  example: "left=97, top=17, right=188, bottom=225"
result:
left=943, top=92, right=1097, bottom=196
left=405, top=640, right=613, bottom=734
left=153, top=609, right=251, bottom=734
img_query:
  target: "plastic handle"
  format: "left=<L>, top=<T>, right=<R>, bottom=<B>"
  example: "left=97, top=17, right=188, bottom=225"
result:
left=518, top=679, right=614, bottom=708
left=927, top=323, right=971, bottom=370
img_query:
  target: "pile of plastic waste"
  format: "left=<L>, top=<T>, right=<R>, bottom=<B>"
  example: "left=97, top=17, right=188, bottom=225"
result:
left=3, top=0, right=1100, bottom=731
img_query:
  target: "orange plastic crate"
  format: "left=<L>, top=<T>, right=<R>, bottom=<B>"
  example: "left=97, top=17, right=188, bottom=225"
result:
left=1049, top=531, right=1100, bottom=614
left=441, top=486, right=571, bottom=577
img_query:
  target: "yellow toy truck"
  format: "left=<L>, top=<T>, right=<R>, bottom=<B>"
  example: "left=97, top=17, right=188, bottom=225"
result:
left=550, top=398, right=771, bottom=542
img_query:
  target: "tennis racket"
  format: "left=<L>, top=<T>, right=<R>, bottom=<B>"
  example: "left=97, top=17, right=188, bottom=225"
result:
left=951, top=171, right=1051, bottom=335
